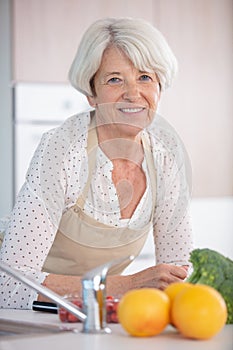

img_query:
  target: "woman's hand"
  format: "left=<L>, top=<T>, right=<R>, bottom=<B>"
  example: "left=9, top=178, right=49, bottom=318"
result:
left=38, top=264, right=188, bottom=302
left=129, top=264, right=188, bottom=291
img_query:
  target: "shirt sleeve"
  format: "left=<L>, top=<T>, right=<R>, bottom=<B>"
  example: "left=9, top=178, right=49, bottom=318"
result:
left=150, top=115, right=194, bottom=266
left=0, top=129, right=66, bottom=309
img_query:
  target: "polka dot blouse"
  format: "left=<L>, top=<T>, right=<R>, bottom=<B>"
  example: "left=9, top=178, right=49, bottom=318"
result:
left=0, top=111, right=193, bottom=309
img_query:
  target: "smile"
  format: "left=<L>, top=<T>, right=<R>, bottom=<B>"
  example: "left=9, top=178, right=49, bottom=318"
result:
left=119, top=107, right=145, bottom=113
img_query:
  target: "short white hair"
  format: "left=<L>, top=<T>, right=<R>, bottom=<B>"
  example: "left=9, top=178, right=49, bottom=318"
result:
left=69, top=17, right=178, bottom=96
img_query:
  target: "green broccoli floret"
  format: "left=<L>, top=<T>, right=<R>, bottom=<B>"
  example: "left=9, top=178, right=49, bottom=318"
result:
left=187, top=248, right=233, bottom=324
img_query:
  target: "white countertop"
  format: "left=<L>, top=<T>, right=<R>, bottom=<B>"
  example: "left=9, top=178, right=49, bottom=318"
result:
left=0, top=309, right=232, bottom=350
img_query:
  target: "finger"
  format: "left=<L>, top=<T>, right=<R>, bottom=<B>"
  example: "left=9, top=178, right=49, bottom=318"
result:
left=170, top=265, right=188, bottom=279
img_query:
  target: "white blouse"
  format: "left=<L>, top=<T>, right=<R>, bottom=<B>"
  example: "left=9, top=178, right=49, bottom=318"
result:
left=0, top=111, right=193, bottom=309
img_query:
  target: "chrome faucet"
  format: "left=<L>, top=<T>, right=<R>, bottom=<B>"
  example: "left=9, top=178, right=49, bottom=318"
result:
left=81, top=256, right=133, bottom=333
left=0, top=256, right=134, bottom=334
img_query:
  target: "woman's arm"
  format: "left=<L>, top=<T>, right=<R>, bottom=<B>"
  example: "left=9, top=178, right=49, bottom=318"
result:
left=0, top=130, right=68, bottom=309
left=150, top=118, right=194, bottom=268
left=38, top=263, right=188, bottom=302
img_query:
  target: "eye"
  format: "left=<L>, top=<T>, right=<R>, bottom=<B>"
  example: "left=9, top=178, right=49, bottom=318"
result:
left=139, top=74, right=153, bottom=82
left=107, top=77, right=122, bottom=85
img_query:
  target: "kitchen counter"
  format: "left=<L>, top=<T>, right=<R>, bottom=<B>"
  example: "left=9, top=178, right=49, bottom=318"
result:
left=0, top=309, right=232, bottom=350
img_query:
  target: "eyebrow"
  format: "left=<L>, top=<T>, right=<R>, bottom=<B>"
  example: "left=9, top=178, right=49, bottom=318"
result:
left=104, top=72, right=121, bottom=77
left=139, top=70, right=154, bottom=74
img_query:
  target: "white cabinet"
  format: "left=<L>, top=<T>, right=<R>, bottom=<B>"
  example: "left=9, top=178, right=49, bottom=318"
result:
left=14, top=83, right=90, bottom=196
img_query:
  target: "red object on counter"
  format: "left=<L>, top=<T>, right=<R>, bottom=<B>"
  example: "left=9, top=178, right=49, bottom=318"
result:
left=59, top=296, right=119, bottom=323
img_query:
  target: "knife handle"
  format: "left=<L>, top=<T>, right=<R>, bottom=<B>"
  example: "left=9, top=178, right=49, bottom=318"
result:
left=32, top=301, right=58, bottom=314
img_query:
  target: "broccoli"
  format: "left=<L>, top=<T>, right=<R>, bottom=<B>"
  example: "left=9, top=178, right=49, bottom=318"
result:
left=187, top=248, right=233, bottom=324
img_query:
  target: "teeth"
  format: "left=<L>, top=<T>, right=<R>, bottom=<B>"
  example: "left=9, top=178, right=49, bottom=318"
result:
left=120, top=108, right=144, bottom=113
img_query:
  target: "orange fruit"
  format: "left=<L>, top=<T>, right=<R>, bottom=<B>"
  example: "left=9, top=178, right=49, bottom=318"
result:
left=117, top=288, right=170, bottom=337
left=164, top=282, right=193, bottom=304
left=164, top=282, right=193, bottom=325
left=172, top=284, right=227, bottom=340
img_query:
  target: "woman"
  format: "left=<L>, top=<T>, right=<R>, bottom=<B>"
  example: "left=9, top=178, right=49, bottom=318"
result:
left=0, top=17, right=193, bottom=309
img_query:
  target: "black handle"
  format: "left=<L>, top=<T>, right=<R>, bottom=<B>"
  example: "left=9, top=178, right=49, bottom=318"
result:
left=32, top=301, right=58, bottom=314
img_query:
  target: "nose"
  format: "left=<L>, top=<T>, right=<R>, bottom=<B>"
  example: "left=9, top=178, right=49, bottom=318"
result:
left=122, top=81, right=140, bottom=102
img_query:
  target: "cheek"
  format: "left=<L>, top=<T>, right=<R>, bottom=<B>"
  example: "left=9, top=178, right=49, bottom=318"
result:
left=148, top=90, right=161, bottom=110
left=93, top=88, right=119, bottom=104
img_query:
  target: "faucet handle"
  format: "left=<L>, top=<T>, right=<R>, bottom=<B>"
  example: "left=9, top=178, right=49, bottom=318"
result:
left=81, top=255, right=134, bottom=333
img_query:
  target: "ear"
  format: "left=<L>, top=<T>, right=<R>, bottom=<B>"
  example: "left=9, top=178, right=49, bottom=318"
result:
left=158, top=89, right=162, bottom=101
left=157, top=83, right=162, bottom=103
left=87, top=95, right=96, bottom=107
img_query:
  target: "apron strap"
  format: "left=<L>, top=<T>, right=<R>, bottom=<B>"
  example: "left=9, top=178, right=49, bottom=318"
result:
left=76, top=116, right=98, bottom=210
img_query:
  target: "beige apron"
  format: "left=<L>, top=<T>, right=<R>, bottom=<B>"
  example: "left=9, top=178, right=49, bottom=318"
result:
left=43, top=120, right=156, bottom=275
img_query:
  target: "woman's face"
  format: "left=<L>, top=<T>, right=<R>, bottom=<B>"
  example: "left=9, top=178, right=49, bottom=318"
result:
left=88, top=46, right=161, bottom=137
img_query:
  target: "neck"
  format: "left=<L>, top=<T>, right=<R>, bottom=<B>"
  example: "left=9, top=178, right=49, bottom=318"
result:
left=97, top=125, right=144, bottom=165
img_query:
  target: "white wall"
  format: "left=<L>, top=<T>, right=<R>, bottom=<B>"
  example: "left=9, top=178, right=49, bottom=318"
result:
left=190, top=197, right=233, bottom=259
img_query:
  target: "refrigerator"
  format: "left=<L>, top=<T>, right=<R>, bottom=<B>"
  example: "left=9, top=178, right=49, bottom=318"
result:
left=13, top=82, right=90, bottom=198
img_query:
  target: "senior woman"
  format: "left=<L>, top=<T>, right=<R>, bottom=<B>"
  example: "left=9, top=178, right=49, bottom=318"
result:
left=0, top=17, right=193, bottom=309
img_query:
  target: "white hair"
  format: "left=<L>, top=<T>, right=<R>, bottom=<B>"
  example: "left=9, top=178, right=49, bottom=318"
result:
left=69, top=17, right=178, bottom=96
